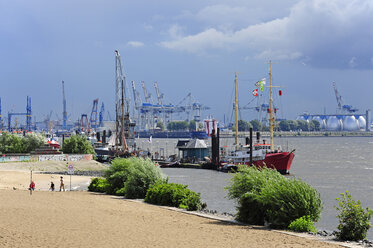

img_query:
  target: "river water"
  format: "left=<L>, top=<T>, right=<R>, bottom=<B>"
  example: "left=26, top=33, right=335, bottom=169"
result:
left=136, top=136, right=373, bottom=239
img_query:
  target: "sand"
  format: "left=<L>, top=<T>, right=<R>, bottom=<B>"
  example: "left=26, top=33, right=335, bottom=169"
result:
left=0, top=161, right=346, bottom=248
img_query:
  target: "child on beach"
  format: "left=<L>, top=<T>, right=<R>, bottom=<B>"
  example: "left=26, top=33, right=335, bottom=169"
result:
left=29, top=181, right=35, bottom=191
left=50, top=181, right=55, bottom=191
left=60, top=176, right=65, bottom=192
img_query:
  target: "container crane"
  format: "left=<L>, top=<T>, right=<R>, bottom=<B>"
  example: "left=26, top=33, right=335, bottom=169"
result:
left=154, top=82, right=163, bottom=105
left=99, top=102, right=105, bottom=127
left=141, top=81, right=152, bottom=104
left=62, top=81, right=67, bottom=130
left=90, top=98, right=99, bottom=130
left=333, top=82, right=358, bottom=113
left=8, top=96, right=32, bottom=131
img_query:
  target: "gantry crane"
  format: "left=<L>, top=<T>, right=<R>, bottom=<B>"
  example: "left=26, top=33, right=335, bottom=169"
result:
left=90, top=98, right=99, bottom=130
left=333, top=82, right=358, bottom=113
left=99, top=102, right=105, bottom=127
left=154, top=82, right=163, bottom=105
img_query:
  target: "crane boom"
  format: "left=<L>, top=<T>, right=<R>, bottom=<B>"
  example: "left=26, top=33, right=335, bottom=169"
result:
left=333, top=82, right=342, bottom=112
left=131, top=81, right=140, bottom=109
left=154, top=81, right=163, bottom=105
left=141, top=81, right=152, bottom=103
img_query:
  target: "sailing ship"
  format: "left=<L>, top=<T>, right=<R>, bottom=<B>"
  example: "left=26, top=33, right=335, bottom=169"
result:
left=224, top=61, right=295, bottom=174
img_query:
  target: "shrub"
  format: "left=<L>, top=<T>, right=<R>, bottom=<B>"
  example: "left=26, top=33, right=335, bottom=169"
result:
left=104, top=158, right=132, bottom=195
left=62, top=135, right=95, bottom=154
left=226, top=166, right=283, bottom=225
left=288, top=216, right=317, bottom=233
left=335, top=191, right=373, bottom=241
left=105, top=157, right=165, bottom=198
left=145, top=182, right=203, bottom=211
left=257, top=176, right=322, bottom=228
left=88, top=177, right=109, bottom=193
left=226, top=166, right=322, bottom=229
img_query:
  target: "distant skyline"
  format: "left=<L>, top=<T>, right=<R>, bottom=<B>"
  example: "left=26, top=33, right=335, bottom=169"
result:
left=1, top=0, right=373, bottom=125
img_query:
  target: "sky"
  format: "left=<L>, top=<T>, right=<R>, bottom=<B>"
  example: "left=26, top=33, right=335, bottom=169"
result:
left=1, top=0, right=373, bottom=125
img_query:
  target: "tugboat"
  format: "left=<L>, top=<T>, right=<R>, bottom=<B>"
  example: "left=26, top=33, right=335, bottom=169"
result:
left=224, top=61, right=295, bottom=174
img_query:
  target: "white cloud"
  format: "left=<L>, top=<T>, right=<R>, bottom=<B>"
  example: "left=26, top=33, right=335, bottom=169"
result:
left=160, top=0, right=373, bottom=68
left=127, top=41, right=144, bottom=48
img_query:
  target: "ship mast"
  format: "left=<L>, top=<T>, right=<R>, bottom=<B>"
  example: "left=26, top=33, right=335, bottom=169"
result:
left=234, top=72, right=239, bottom=151
left=269, top=60, right=274, bottom=150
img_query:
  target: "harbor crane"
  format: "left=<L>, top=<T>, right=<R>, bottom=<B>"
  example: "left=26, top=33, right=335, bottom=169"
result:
left=99, top=102, right=105, bottom=127
left=333, top=82, right=358, bottom=113
left=141, top=81, right=152, bottom=104
left=90, top=98, right=99, bottom=130
left=8, top=96, right=32, bottom=131
left=154, top=82, right=164, bottom=105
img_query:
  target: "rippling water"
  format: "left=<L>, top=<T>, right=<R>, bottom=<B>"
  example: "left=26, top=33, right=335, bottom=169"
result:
left=137, top=136, right=373, bottom=239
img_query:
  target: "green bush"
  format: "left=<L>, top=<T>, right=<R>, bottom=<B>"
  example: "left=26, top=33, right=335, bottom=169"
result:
left=335, top=191, right=373, bottom=241
left=104, top=158, right=132, bottom=195
left=288, top=216, right=317, bottom=233
left=257, top=176, right=322, bottom=228
left=0, top=132, right=44, bottom=153
left=88, top=177, right=109, bottom=193
left=105, top=157, right=165, bottom=198
left=226, top=166, right=322, bottom=229
left=145, top=182, right=203, bottom=211
left=226, top=166, right=283, bottom=225
left=62, top=135, right=95, bottom=154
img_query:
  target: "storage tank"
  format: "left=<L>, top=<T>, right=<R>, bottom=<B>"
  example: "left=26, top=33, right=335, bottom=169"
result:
left=296, top=115, right=309, bottom=122
left=343, top=116, right=359, bottom=131
left=357, top=116, right=366, bottom=130
left=326, top=116, right=343, bottom=131
left=312, top=116, right=326, bottom=130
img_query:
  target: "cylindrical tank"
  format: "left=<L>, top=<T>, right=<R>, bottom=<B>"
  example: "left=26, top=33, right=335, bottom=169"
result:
left=296, top=115, right=309, bottom=122
left=312, top=116, right=326, bottom=130
left=326, top=116, right=343, bottom=131
left=342, top=116, right=359, bottom=131
left=357, top=116, right=366, bottom=130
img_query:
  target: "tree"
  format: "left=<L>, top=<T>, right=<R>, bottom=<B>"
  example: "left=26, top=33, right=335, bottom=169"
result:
left=288, top=120, right=298, bottom=131
left=0, top=132, right=44, bottom=154
left=311, top=120, right=321, bottom=131
left=189, top=120, right=196, bottom=131
left=279, top=120, right=290, bottom=131
left=237, top=120, right=252, bottom=131
left=297, top=120, right=309, bottom=131
left=250, top=120, right=262, bottom=131
left=156, top=121, right=165, bottom=131
left=167, top=121, right=189, bottom=131
left=62, top=135, right=95, bottom=154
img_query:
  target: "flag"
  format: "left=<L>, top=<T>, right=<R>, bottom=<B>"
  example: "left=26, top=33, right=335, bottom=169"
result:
left=252, top=88, right=258, bottom=96
left=148, top=136, right=152, bottom=143
left=255, top=78, right=266, bottom=91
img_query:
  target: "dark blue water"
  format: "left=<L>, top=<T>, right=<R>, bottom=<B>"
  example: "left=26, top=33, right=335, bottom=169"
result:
left=158, top=136, right=373, bottom=239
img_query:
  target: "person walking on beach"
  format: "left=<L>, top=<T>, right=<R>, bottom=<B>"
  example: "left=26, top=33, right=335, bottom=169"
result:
left=59, top=176, right=65, bottom=192
left=50, top=181, right=55, bottom=191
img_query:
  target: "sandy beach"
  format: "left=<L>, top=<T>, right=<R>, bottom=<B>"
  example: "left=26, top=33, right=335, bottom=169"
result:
left=0, top=161, right=346, bottom=248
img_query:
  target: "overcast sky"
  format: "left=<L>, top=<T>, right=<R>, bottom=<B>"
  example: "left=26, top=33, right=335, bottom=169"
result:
left=1, top=0, right=373, bottom=125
